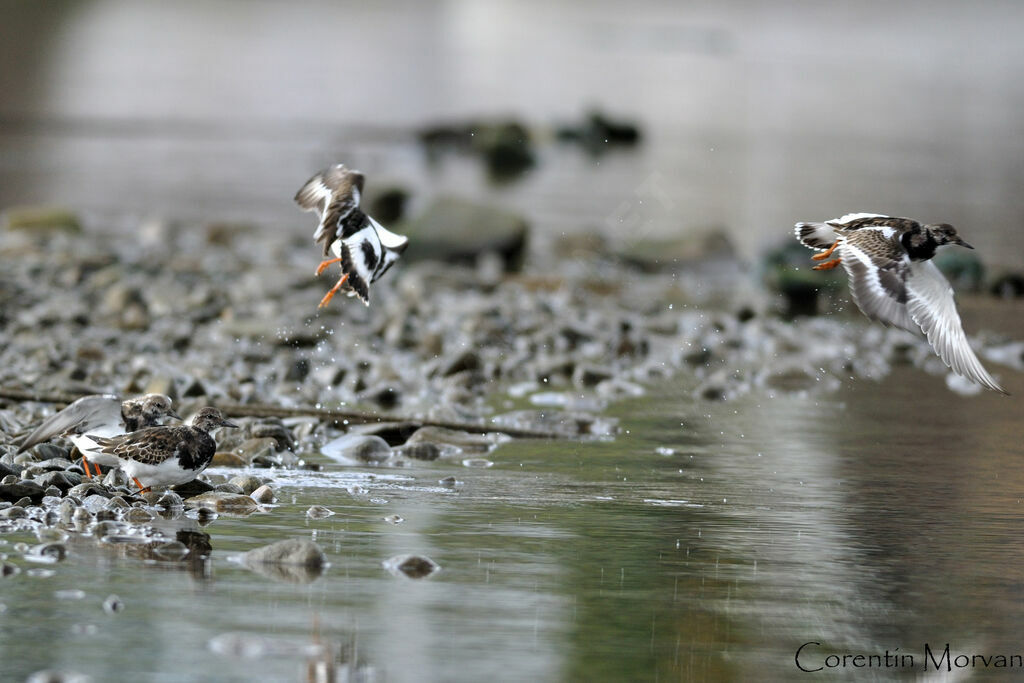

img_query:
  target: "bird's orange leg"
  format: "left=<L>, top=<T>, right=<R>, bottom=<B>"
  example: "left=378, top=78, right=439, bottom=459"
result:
left=812, top=241, right=840, bottom=261
left=132, top=477, right=151, bottom=495
left=812, top=258, right=842, bottom=271
left=318, top=273, right=349, bottom=309
left=315, top=257, right=343, bottom=276
left=81, top=458, right=93, bottom=479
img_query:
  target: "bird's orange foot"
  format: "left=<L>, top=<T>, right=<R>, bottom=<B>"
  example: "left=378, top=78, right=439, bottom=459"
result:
left=812, top=258, right=842, bottom=271
left=318, top=273, right=349, bottom=309
left=812, top=240, right=840, bottom=260
left=315, top=257, right=343, bottom=277
left=132, top=477, right=151, bottom=495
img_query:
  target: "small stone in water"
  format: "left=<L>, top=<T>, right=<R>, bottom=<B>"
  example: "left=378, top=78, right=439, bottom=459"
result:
left=383, top=554, right=441, bottom=579
left=1, top=562, right=19, bottom=577
left=306, top=505, right=334, bottom=519
left=384, top=515, right=404, bottom=525
left=461, top=458, right=493, bottom=468
left=438, top=476, right=459, bottom=486
left=25, top=543, right=66, bottom=564
left=250, top=485, right=275, bottom=504
left=26, top=568, right=56, bottom=578
left=153, top=541, right=190, bottom=560
left=103, top=594, right=124, bottom=614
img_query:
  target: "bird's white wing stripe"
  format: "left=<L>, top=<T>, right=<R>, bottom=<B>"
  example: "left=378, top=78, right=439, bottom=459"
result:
left=906, top=261, right=1006, bottom=393
left=832, top=212, right=888, bottom=225
left=839, top=241, right=917, bottom=333
left=370, top=217, right=409, bottom=250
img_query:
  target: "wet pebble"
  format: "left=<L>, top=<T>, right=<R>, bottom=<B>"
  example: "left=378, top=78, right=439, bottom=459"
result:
left=227, top=475, right=265, bottom=495
left=383, top=554, right=440, bottom=579
left=250, top=485, right=275, bottom=504
left=184, top=492, right=259, bottom=515
left=306, top=505, right=334, bottom=519
left=242, top=538, right=326, bottom=569
left=383, top=514, right=404, bottom=525
left=103, top=594, right=124, bottom=614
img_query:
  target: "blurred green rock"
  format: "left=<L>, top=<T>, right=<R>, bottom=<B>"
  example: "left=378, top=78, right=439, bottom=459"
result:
left=3, top=206, right=81, bottom=233
left=400, top=197, right=528, bottom=272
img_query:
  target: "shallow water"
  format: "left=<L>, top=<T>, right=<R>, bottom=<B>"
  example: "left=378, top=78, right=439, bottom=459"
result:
left=2, top=342, right=1022, bottom=681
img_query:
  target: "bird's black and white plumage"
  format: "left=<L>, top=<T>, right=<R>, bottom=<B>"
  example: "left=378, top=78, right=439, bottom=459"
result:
left=294, top=164, right=409, bottom=308
left=17, top=394, right=180, bottom=475
left=90, top=407, right=237, bottom=491
left=795, top=213, right=1007, bottom=394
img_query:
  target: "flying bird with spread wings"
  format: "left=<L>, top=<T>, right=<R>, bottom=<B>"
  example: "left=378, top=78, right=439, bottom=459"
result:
left=795, top=213, right=1007, bottom=394
left=294, top=164, right=409, bottom=308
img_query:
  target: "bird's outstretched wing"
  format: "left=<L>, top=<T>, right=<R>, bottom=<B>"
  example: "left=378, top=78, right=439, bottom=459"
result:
left=838, top=234, right=918, bottom=333
left=17, top=394, right=122, bottom=454
left=905, top=261, right=1007, bottom=394
left=294, top=164, right=366, bottom=256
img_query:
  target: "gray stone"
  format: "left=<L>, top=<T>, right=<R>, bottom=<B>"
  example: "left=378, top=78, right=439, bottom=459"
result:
left=401, top=197, right=529, bottom=272
left=406, top=426, right=494, bottom=454
left=320, top=434, right=392, bottom=464
left=382, top=554, right=440, bottom=579
left=227, top=475, right=265, bottom=495
left=170, top=479, right=215, bottom=498
left=214, top=483, right=245, bottom=495
left=234, top=438, right=278, bottom=464
left=0, top=480, right=45, bottom=503
left=348, top=421, right=420, bottom=446
left=306, top=505, right=334, bottom=519
left=242, top=538, right=326, bottom=570
left=184, top=492, right=259, bottom=515
left=250, top=485, right=275, bottom=504
left=34, top=471, right=81, bottom=493
left=394, top=442, right=441, bottom=461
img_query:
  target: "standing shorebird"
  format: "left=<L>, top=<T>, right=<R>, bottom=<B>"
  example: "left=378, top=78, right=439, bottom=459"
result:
left=294, top=164, right=409, bottom=308
left=90, top=407, right=237, bottom=493
left=17, top=394, right=180, bottom=478
left=795, top=213, right=1007, bottom=394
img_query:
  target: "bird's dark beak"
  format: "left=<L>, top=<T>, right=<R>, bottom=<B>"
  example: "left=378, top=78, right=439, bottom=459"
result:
left=221, top=419, right=239, bottom=429
left=168, top=410, right=182, bottom=420
left=957, top=238, right=974, bottom=249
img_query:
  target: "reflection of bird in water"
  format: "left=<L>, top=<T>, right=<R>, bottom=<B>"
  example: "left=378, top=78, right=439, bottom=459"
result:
left=795, top=213, right=1007, bottom=393
left=295, top=164, right=409, bottom=308
left=16, top=393, right=179, bottom=478
left=92, top=407, right=237, bottom=492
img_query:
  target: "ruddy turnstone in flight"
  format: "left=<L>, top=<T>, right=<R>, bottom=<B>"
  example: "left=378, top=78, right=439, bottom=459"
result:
left=17, top=394, right=180, bottom=478
left=90, top=407, right=237, bottom=493
left=294, top=164, right=409, bottom=308
left=795, top=213, right=1007, bottom=394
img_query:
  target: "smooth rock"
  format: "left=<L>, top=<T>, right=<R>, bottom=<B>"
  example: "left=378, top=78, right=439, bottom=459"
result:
left=406, top=426, right=493, bottom=454
left=0, top=480, right=45, bottom=503
left=306, top=505, right=334, bottom=519
left=394, top=442, right=441, bottom=462
left=184, top=492, right=259, bottom=515
left=242, top=538, right=326, bottom=569
left=210, top=452, right=247, bottom=467
left=226, top=475, right=264, bottom=495
left=250, top=485, right=275, bottom=504
left=320, top=434, right=392, bottom=465
left=401, top=197, right=528, bottom=272
left=170, top=479, right=215, bottom=498
left=382, top=554, right=440, bottom=579
left=234, top=438, right=278, bottom=463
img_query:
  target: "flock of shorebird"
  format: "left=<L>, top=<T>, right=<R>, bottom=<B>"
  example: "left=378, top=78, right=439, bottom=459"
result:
left=13, top=168, right=1008, bottom=494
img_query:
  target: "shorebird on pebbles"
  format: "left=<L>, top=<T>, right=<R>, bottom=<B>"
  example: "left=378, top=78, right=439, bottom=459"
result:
left=17, top=393, right=180, bottom=478
left=796, top=213, right=1007, bottom=394
left=91, top=407, right=237, bottom=493
left=294, top=163, right=409, bottom=308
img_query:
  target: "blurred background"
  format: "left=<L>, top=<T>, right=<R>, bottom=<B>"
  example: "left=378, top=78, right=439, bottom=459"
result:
left=2, top=0, right=1023, bottom=266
